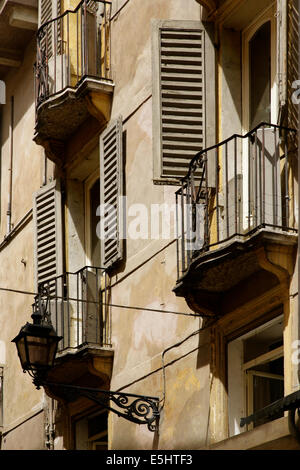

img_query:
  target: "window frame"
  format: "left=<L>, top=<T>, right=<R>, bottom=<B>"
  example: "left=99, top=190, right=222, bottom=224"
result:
left=244, top=345, right=284, bottom=431
left=227, top=314, right=284, bottom=437
left=73, top=408, right=108, bottom=450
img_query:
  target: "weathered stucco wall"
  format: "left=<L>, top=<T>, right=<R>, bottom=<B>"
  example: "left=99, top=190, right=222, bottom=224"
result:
left=0, top=0, right=299, bottom=452
left=1, top=409, right=45, bottom=450
left=101, top=0, right=212, bottom=449
left=0, top=37, right=44, bottom=239
left=0, top=36, right=46, bottom=449
left=0, top=221, right=45, bottom=448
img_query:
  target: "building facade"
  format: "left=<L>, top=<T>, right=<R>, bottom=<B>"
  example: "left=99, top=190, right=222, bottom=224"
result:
left=0, top=0, right=299, bottom=450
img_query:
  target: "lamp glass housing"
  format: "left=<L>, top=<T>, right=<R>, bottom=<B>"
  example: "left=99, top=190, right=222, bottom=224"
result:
left=13, top=322, right=62, bottom=373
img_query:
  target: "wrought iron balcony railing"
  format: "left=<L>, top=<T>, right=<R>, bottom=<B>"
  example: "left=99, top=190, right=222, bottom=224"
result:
left=34, top=0, right=112, bottom=110
left=38, top=266, right=111, bottom=353
left=176, top=123, right=298, bottom=278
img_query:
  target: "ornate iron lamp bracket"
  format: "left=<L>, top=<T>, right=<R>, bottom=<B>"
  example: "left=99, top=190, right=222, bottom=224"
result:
left=14, top=287, right=160, bottom=432
left=45, top=382, right=160, bottom=432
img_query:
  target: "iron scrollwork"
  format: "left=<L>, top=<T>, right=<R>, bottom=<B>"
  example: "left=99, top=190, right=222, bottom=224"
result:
left=105, top=391, right=160, bottom=432
left=45, top=382, right=160, bottom=432
left=35, top=30, right=49, bottom=105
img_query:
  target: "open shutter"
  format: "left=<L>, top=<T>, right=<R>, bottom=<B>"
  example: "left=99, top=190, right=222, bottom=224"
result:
left=100, top=116, right=124, bottom=269
left=152, top=20, right=216, bottom=185
left=277, top=0, right=288, bottom=124
left=286, top=0, right=299, bottom=129
left=39, top=0, right=61, bottom=56
left=40, top=0, right=53, bottom=56
left=33, top=180, right=63, bottom=291
left=40, top=0, right=53, bottom=26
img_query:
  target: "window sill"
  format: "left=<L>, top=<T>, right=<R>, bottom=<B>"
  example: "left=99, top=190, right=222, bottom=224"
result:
left=207, top=417, right=300, bottom=450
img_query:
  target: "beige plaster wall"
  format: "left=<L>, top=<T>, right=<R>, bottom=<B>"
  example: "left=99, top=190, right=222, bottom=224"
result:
left=0, top=0, right=297, bottom=452
left=0, top=37, right=44, bottom=239
left=1, top=410, right=45, bottom=450
left=103, top=0, right=300, bottom=450
left=110, top=0, right=201, bottom=122
left=0, top=221, right=44, bottom=436
left=63, top=8, right=208, bottom=452
left=0, top=36, right=46, bottom=448
left=93, top=0, right=212, bottom=449
left=108, top=238, right=211, bottom=448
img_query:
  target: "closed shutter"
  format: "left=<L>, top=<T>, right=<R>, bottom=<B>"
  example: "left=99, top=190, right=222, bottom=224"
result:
left=152, top=20, right=216, bottom=185
left=100, top=117, right=124, bottom=269
left=33, top=180, right=63, bottom=291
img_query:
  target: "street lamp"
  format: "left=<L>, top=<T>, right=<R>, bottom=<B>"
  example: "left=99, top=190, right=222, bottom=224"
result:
left=12, top=289, right=62, bottom=389
left=12, top=287, right=160, bottom=432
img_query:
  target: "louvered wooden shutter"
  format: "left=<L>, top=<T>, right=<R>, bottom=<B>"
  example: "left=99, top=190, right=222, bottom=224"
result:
left=277, top=0, right=288, bottom=123
left=286, top=0, right=298, bottom=129
left=40, top=0, right=53, bottom=57
left=100, top=117, right=124, bottom=269
left=33, top=180, right=63, bottom=291
left=40, top=0, right=52, bottom=26
left=39, top=0, right=61, bottom=57
left=152, top=20, right=216, bottom=184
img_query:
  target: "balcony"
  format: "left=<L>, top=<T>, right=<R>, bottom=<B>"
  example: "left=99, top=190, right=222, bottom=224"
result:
left=0, top=0, right=38, bottom=79
left=173, top=123, right=298, bottom=315
left=33, top=0, right=114, bottom=165
left=38, top=266, right=113, bottom=398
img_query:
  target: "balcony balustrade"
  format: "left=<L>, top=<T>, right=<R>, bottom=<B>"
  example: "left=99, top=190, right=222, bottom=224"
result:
left=174, top=123, right=298, bottom=314
left=33, top=0, right=114, bottom=162
left=39, top=265, right=111, bottom=352
left=38, top=266, right=113, bottom=390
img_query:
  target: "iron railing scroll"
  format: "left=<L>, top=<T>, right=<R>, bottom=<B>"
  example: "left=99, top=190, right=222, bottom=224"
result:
left=37, top=266, right=111, bottom=353
left=176, top=123, right=298, bottom=278
left=34, top=0, right=112, bottom=111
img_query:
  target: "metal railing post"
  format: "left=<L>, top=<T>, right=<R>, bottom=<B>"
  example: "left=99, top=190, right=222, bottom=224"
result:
left=174, top=123, right=298, bottom=281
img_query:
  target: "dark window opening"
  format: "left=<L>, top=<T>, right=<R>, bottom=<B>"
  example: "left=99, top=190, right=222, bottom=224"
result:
left=249, top=21, right=271, bottom=129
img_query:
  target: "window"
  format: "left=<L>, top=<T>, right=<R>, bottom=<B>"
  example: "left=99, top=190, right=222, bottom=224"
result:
left=74, top=410, right=108, bottom=450
left=249, top=21, right=271, bottom=129
left=242, top=5, right=277, bottom=132
left=85, top=174, right=101, bottom=267
left=228, top=315, right=284, bottom=436
left=152, top=19, right=216, bottom=184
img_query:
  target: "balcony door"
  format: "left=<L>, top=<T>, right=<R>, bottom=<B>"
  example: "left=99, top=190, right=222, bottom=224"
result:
left=86, top=174, right=101, bottom=267
left=84, top=173, right=103, bottom=344
left=242, top=6, right=277, bottom=132
left=81, top=1, right=98, bottom=76
left=241, top=6, right=279, bottom=232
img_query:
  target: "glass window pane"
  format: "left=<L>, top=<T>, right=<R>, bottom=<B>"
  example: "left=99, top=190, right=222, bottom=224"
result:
left=253, top=375, right=284, bottom=427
